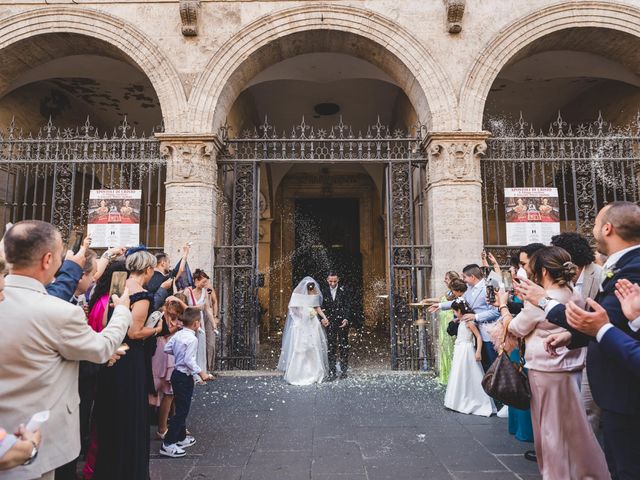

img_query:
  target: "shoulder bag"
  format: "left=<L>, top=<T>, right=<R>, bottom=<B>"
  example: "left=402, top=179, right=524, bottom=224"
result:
left=481, top=324, right=531, bottom=410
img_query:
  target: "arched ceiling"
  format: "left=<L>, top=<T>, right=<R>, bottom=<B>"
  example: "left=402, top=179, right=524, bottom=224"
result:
left=245, top=53, right=396, bottom=88
left=0, top=33, right=161, bottom=133
left=484, top=28, right=640, bottom=129
left=230, top=53, right=415, bottom=135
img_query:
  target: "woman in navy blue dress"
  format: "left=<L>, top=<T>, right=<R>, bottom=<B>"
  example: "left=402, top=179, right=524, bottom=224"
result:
left=94, top=248, right=163, bottom=480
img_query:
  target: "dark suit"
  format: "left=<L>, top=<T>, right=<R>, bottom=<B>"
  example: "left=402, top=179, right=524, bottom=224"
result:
left=321, top=285, right=351, bottom=376
left=599, top=326, right=640, bottom=378
left=546, top=247, right=640, bottom=480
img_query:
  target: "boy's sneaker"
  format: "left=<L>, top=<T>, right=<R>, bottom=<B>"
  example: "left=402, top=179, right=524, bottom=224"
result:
left=160, top=443, right=186, bottom=458
left=176, top=435, right=196, bottom=449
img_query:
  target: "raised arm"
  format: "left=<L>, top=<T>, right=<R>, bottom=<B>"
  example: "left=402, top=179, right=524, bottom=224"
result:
left=487, top=252, right=501, bottom=274
left=57, top=292, right=132, bottom=364
left=173, top=244, right=190, bottom=279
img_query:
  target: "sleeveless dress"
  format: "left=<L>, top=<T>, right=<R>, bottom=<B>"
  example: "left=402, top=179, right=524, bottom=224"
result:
left=444, top=320, right=496, bottom=417
left=93, top=291, right=153, bottom=480
left=437, top=294, right=455, bottom=385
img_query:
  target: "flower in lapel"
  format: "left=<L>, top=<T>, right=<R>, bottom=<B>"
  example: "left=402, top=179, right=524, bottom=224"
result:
left=604, top=266, right=619, bottom=280
left=600, top=266, right=619, bottom=291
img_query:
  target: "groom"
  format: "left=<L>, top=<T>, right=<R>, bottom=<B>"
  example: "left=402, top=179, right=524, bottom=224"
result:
left=321, top=273, right=351, bottom=380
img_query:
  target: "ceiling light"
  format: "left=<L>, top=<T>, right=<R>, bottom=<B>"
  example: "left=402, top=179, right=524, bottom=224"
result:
left=314, top=103, right=340, bottom=116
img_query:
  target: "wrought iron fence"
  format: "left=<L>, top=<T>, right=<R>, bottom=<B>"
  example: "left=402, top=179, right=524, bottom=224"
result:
left=483, top=112, right=640, bottom=261
left=0, top=117, right=165, bottom=248
left=220, top=116, right=427, bottom=163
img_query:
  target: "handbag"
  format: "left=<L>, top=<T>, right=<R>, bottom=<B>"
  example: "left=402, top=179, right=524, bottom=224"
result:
left=481, top=325, right=531, bottom=410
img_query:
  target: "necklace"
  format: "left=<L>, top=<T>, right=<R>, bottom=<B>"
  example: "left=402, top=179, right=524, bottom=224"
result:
left=129, top=274, right=145, bottom=290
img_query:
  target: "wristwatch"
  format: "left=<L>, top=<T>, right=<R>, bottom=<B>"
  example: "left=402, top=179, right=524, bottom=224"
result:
left=537, top=296, right=553, bottom=310
left=22, top=440, right=38, bottom=466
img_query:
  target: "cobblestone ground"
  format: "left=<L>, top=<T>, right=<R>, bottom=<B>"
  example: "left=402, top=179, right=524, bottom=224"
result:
left=149, top=373, right=541, bottom=480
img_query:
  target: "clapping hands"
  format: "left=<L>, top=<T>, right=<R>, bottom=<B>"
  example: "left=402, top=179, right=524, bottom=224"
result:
left=615, top=279, right=640, bottom=320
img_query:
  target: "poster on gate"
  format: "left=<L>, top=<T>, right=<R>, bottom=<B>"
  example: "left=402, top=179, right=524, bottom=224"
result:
left=87, top=189, right=141, bottom=248
left=504, top=187, right=560, bottom=245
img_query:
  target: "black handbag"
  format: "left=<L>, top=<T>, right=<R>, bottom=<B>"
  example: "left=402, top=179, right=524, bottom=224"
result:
left=481, top=329, right=531, bottom=410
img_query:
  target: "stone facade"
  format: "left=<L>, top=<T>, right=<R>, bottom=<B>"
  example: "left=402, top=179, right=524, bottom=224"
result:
left=1, top=0, right=640, bottom=292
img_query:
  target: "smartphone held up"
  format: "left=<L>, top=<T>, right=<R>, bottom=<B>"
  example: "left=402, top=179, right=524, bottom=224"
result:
left=109, top=271, right=128, bottom=300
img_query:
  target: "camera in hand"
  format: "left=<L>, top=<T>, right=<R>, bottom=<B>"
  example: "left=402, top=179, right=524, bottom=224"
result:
left=71, top=232, right=84, bottom=254
left=485, top=277, right=500, bottom=305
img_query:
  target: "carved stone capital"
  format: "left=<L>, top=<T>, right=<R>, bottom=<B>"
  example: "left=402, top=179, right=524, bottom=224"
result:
left=157, top=133, right=222, bottom=185
left=426, top=132, right=489, bottom=184
left=180, top=0, right=200, bottom=36
left=445, top=0, right=465, bottom=33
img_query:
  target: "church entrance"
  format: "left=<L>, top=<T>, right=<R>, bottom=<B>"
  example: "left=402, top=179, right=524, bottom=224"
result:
left=293, top=198, right=363, bottom=326
left=213, top=117, right=431, bottom=371
left=209, top=43, right=434, bottom=371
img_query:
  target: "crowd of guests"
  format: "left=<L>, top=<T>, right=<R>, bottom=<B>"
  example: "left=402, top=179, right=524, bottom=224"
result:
left=0, top=220, right=218, bottom=479
left=1, top=199, right=638, bottom=480
left=430, top=201, right=640, bottom=480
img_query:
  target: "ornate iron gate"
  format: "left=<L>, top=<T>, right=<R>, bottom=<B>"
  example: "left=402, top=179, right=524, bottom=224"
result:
left=215, top=117, right=431, bottom=370
left=0, top=117, right=165, bottom=247
left=214, top=161, right=260, bottom=370
left=483, top=112, right=640, bottom=264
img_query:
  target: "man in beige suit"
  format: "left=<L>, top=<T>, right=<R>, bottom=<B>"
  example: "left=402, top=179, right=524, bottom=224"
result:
left=0, top=220, right=132, bottom=480
left=551, top=232, right=603, bottom=433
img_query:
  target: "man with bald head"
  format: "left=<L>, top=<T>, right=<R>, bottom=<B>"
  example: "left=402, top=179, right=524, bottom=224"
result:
left=519, top=201, right=640, bottom=479
left=0, top=220, right=132, bottom=480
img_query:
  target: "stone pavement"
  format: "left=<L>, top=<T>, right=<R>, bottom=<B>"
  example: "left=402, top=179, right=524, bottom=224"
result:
left=150, top=373, right=541, bottom=480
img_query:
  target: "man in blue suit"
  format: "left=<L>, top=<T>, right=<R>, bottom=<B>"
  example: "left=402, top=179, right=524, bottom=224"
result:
left=520, top=201, right=640, bottom=480
left=550, top=278, right=640, bottom=377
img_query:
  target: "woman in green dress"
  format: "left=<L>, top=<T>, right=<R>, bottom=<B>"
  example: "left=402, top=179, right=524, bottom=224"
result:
left=436, top=271, right=460, bottom=384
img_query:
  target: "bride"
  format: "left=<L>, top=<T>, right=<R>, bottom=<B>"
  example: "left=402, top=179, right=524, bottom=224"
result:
left=277, top=277, right=330, bottom=385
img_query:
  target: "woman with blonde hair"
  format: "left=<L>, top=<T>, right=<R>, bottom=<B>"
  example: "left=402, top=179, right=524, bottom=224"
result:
left=497, top=246, right=610, bottom=479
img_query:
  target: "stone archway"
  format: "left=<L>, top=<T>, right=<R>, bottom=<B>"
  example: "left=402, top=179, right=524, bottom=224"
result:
left=187, top=4, right=457, bottom=134
left=0, top=7, right=187, bottom=132
left=459, top=0, right=640, bottom=130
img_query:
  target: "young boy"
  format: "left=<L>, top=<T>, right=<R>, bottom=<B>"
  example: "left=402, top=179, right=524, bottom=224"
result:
left=159, top=307, right=214, bottom=458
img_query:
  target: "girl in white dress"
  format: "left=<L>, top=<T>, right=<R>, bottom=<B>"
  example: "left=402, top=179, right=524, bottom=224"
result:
left=444, top=299, right=497, bottom=417
left=277, top=277, right=330, bottom=385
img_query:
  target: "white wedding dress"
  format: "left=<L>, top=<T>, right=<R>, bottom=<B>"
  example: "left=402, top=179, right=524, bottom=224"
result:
left=277, top=277, right=329, bottom=385
left=444, top=320, right=496, bottom=417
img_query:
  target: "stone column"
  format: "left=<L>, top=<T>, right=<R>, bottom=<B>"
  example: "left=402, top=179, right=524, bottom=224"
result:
left=425, top=132, right=489, bottom=293
left=158, top=134, right=221, bottom=275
